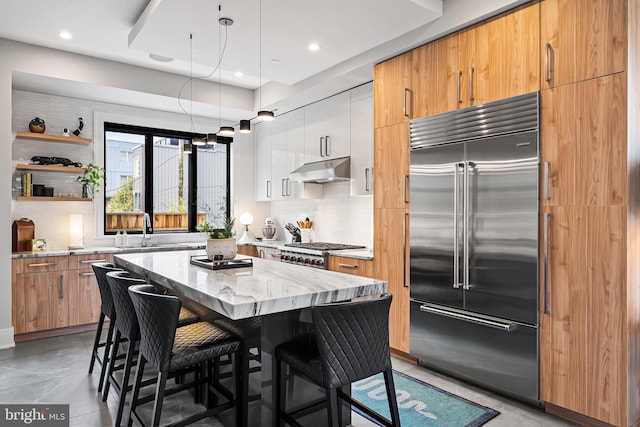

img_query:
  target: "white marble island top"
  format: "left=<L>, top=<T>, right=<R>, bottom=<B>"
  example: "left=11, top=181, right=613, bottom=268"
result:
left=114, top=250, right=387, bottom=320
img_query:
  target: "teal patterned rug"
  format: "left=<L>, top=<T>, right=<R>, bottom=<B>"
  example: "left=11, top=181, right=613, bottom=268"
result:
left=352, top=370, right=500, bottom=427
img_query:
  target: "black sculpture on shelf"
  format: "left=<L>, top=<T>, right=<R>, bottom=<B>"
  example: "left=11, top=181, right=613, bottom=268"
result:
left=72, top=117, right=84, bottom=137
left=31, top=156, right=83, bottom=167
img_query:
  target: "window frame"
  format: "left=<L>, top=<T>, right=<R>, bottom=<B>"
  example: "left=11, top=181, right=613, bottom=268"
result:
left=103, top=122, right=231, bottom=235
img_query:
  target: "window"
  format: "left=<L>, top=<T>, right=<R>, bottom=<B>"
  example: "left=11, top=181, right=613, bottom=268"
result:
left=104, top=123, right=230, bottom=235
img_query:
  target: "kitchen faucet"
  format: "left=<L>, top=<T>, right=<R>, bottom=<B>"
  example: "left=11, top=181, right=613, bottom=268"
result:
left=142, top=213, right=152, bottom=246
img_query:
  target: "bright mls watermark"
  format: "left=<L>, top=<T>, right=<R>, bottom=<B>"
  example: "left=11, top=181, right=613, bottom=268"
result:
left=0, top=405, right=69, bottom=426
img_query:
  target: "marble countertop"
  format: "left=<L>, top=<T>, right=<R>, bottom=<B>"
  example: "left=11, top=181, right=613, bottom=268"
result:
left=114, top=250, right=386, bottom=320
left=327, top=248, right=374, bottom=260
left=11, top=242, right=205, bottom=259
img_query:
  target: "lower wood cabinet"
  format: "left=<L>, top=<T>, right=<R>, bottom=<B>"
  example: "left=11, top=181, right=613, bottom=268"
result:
left=12, top=253, right=112, bottom=336
left=373, top=208, right=410, bottom=353
left=237, top=245, right=259, bottom=257
left=327, top=256, right=372, bottom=278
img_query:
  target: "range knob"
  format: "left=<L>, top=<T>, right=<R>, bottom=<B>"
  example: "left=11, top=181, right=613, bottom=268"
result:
left=304, top=258, right=310, bottom=264
left=297, top=257, right=304, bottom=263
left=317, top=259, right=324, bottom=267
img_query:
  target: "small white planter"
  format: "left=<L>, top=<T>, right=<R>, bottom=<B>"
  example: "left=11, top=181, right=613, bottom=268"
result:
left=206, top=237, right=237, bottom=260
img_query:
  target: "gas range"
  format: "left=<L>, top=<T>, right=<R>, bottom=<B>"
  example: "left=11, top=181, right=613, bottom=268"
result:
left=279, top=242, right=366, bottom=269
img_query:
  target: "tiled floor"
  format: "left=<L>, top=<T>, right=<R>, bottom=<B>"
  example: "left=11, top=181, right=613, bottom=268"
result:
left=0, top=332, right=577, bottom=427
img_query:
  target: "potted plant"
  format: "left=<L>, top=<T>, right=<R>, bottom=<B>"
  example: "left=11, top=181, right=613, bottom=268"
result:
left=198, top=216, right=237, bottom=260
left=77, top=163, right=106, bottom=198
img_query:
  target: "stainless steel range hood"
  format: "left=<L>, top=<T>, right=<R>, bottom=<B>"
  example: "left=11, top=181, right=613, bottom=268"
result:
left=289, top=156, right=351, bottom=183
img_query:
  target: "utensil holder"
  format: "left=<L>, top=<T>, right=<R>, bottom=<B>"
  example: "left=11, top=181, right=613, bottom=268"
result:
left=300, top=228, right=311, bottom=243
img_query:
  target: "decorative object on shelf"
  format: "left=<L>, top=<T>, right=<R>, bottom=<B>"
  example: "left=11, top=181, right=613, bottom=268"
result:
left=32, top=238, right=47, bottom=252
left=12, top=218, right=35, bottom=252
left=238, top=212, right=256, bottom=244
left=76, top=162, right=106, bottom=198
left=262, top=217, right=277, bottom=240
left=28, top=117, right=46, bottom=133
left=30, top=156, right=83, bottom=167
left=68, top=213, right=84, bottom=249
left=21, top=173, right=32, bottom=197
left=62, top=128, right=70, bottom=137
left=72, top=117, right=84, bottom=137
left=198, top=216, right=237, bottom=260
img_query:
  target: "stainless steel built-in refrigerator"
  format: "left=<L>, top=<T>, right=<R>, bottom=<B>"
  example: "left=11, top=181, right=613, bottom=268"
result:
left=409, top=93, right=540, bottom=402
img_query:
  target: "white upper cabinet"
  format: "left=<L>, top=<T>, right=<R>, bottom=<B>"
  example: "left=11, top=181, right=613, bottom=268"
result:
left=304, top=91, right=351, bottom=162
left=350, top=83, right=373, bottom=196
left=270, top=109, right=322, bottom=201
left=255, top=122, right=272, bottom=201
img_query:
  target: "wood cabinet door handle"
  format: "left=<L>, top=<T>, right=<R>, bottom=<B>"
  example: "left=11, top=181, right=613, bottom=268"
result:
left=80, top=259, right=107, bottom=264
left=338, top=263, right=358, bottom=269
left=28, top=262, right=57, bottom=267
left=79, top=272, right=96, bottom=277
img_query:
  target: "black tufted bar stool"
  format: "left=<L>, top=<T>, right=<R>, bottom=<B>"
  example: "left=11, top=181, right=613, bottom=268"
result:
left=89, top=262, right=124, bottom=393
left=275, top=293, right=401, bottom=427
left=103, top=271, right=200, bottom=426
left=127, top=284, right=244, bottom=427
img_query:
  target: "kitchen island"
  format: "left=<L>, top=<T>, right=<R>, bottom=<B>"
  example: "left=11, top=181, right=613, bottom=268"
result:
left=114, top=250, right=387, bottom=427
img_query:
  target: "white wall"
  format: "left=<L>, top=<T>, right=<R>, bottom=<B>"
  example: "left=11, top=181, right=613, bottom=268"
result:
left=0, top=39, right=258, bottom=348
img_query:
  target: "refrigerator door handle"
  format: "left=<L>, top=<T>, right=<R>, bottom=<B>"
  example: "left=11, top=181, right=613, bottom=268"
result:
left=419, top=303, right=520, bottom=332
left=463, top=161, right=470, bottom=290
left=453, top=162, right=463, bottom=288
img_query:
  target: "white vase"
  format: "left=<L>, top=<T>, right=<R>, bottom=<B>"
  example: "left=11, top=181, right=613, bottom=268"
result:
left=206, top=237, right=237, bottom=260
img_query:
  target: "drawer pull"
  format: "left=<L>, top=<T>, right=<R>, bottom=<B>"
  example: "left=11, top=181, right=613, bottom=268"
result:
left=80, top=272, right=96, bottom=277
left=27, top=262, right=57, bottom=267
left=338, top=263, right=358, bottom=269
left=80, top=259, right=107, bottom=264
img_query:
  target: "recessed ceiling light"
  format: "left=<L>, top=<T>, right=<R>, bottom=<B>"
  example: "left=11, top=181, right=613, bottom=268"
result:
left=59, top=31, right=72, bottom=40
left=149, top=53, right=173, bottom=63
left=308, top=43, right=320, bottom=52
left=235, top=71, right=243, bottom=77
left=270, top=59, right=281, bottom=64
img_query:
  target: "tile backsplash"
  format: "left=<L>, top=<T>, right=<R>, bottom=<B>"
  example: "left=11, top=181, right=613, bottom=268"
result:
left=268, top=181, right=373, bottom=247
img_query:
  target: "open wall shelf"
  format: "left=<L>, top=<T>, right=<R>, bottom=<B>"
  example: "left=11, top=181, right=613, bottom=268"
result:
left=15, top=132, right=92, bottom=145
left=16, top=164, right=86, bottom=173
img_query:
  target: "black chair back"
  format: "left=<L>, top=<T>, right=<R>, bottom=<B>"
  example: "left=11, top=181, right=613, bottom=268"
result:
left=311, top=293, right=393, bottom=389
left=92, top=262, right=122, bottom=318
left=128, top=284, right=181, bottom=372
left=106, top=271, right=147, bottom=341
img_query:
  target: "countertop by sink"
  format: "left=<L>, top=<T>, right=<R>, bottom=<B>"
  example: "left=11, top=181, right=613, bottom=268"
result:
left=11, top=242, right=205, bottom=259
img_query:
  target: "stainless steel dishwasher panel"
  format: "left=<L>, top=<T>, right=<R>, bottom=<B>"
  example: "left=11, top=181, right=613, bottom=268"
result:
left=409, top=300, right=538, bottom=402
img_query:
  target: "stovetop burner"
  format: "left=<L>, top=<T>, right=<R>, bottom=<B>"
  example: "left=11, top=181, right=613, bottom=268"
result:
left=284, top=242, right=366, bottom=251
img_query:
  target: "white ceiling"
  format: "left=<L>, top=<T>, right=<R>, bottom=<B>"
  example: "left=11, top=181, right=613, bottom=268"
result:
left=0, top=0, right=442, bottom=89
left=0, top=0, right=528, bottom=119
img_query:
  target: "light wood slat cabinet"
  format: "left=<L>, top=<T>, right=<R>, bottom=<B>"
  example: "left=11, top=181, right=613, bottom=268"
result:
left=373, top=123, right=410, bottom=210
left=540, top=0, right=626, bottom=88
left=413, top=2, right=539, bottom=117
left=540, top=74, right=629, bottom=426
left=373, top=53, right=412, bottom=128
left=237, top=245, right=259, bottom=257
left=373, top=208, right=410, bottom=353
left=541, top=74, right=626, bottom=208
left=12, top=253, right=113, bottom=335
left=327, top=256, right=372, bottom=278
left=12, top=257, right=69, bottom=334
left=68, top=254, right=113, bottom=327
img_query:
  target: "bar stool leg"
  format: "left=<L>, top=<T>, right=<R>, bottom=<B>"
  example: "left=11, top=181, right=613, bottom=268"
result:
left=102, top=329, right=122, bottom=401
left=326, top=388, right=340, bottom=427
left=98, top=320, right=116, bottom=392
left=275, top=359, right=286, bottom=427
left=127, top=356, right=147, bottom=427
left=88, top=312, right=105, bottom=374
left=114, top=340, right=137, bottom=427
left=383, top=368, right=401, bottom=426
left=150, top=371, right=169, bottom=427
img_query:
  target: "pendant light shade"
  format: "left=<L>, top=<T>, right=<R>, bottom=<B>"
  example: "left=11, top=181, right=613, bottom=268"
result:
left=206, top=133, right=218, bottom=145
left=192, top=135, right=207, bottom=146
left=240, top=120, right=251, bottom=133
left=257, top=110, right=275, bottom=121
left=218, top=126, right=235, bottom=136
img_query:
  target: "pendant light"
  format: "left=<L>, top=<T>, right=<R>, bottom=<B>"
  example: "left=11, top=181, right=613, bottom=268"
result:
left=217, top=9, right=235, bottom=136
left=257, top=0, right=274, bottom=121
left=239, top=119, right=251, bottom=133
